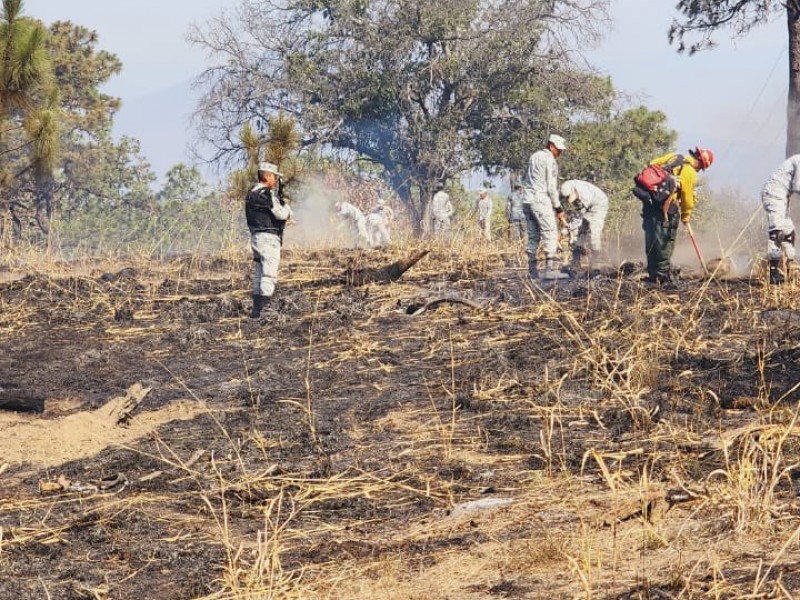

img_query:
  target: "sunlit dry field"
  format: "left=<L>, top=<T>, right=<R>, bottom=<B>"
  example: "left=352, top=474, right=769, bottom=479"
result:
left=1, top=242, right=800, bottom=599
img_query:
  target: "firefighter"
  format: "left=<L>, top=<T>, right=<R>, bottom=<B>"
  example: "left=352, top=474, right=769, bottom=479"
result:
left=522, top=134, right=569, bottom=280
left=366, top=198, right=393, bottom=247
left=560, top=179, right=609, bottom=271
left=761, top=154, right=800, bottom=285
left=335, top=200, right=370, bottom=247
left=477, top=189, right=493, bottom=241
left=431, top=182, right=454, bottom=235
left=634, top=146, right=714, bottom=285
left=506, top=181, right=526, bottom=242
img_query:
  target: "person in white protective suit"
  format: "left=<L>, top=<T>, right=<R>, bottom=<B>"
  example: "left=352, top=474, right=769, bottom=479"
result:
left=431, top=182, right=454, bottom=235
left=366, top=198, right=394, bottom=247
left=559, top=179, right=609, bottom=271
left=476, top=189, right=493, bottom=241
left=522, top=134, right=569, bottom=280
left=335, top=200, right=370, bottom=247
left=506, top=182, right=526, bottom=242
left=762, top=154, right=800, bottom=285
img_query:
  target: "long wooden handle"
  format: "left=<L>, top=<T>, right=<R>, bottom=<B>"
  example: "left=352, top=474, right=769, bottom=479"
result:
left=685, top=223, right=709, bottom=275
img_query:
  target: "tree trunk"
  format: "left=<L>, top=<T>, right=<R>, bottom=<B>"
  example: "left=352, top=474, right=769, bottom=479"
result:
left=418, top=182, right=432, bottom=235
left=35, top=185, right=53, bottom=236
left=787, top=5, right=800, bottom=157
left=388, top=169, right=422, bottom=232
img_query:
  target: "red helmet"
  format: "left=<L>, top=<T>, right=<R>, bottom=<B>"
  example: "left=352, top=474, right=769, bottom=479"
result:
left=693, top=147, right=714, bottom=170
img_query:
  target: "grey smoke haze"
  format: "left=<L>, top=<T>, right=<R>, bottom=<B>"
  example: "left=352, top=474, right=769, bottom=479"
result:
left=283, top=178, right=348, bottom=249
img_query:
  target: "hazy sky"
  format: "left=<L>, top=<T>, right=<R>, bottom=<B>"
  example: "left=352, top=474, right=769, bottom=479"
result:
left=27, top=0, right=789, bottom=197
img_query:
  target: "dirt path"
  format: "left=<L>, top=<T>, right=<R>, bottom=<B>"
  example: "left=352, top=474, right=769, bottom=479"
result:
left=0, top=384, right=205, bottom=469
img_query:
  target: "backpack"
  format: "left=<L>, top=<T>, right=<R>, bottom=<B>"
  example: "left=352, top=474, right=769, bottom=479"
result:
left=633, top=154, right=686, bottom=202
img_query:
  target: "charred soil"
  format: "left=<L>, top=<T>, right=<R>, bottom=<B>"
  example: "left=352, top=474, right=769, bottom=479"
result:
left=1, top=247, right=800, bottom=599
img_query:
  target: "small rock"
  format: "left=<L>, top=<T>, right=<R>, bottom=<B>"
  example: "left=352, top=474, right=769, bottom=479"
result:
left=448, top=497, right=513, bottom=518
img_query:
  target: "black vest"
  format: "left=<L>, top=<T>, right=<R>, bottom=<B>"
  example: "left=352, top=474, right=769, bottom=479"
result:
left=245, top=185, right=286, bottom=237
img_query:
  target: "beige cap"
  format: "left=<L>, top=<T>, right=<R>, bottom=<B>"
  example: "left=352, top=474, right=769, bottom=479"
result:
left=548, top=134, right=567, bottom=151
left=258, top=162, right=283, bottom=177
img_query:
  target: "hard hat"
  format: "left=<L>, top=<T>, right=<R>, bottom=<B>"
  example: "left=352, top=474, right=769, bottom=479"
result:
left=692, top=147, right=714, bottom=170
left=548, top=134, right=567, bottom=151
left=258, top=162, right=283, bottom=177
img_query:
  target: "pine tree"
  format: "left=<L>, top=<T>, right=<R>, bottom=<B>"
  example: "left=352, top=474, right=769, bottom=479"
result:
left=0, top=0, right=59, bottom=241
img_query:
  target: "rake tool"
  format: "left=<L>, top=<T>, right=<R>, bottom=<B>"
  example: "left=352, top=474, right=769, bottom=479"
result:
left=685, top=222, right=709, bottom=276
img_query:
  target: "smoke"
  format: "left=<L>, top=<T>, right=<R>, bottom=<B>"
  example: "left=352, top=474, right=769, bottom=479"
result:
left=282, top=172, right=406, bottom=249
left=283, top=175, right=349, bottom=248
left=605, top=185, right=771, bottom=277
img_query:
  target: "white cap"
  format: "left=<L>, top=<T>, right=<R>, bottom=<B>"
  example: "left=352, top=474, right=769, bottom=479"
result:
left=560, top=181, right=575, bottom=197
left=258, top=162, right=283, bottom=177
left=479, top=188, right=489, bottom=195
left=548, top=134, right=567, bottom=151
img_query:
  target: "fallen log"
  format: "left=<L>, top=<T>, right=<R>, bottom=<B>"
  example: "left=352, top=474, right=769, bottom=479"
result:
left=346, top=250, right=430, bottom=286
left=594, top=490, right=667, bottom=527
left=102, top=383, right=151, bottom=425
left=406, top=296, right=486, bottom=316
left=0, top=391, right=45, bottom=414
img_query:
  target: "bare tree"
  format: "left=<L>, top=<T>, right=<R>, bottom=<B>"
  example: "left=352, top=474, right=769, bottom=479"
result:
left=190, top=0, right=611, bottom=231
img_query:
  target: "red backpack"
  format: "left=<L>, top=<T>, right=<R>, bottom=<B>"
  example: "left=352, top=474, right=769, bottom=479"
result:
left=633, top=154, right=686, bottom=200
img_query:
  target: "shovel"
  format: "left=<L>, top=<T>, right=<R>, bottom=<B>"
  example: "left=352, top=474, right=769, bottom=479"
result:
left=685, top=222, right=709, bottom=276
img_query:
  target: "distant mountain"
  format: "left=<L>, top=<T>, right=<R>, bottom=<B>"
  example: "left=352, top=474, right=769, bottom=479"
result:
left=112, top=80, right=214, bottom=183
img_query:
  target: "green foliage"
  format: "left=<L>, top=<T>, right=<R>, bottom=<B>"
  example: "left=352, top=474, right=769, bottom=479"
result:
left=559, top=106, right=677, bottom=236
left=226, top=113, right=302, bottom=202
left=46, top=21, right=122, bottom=136
left=0, top=0, right=53, bottom=115
left=0, top=0, right=58, bottom=184
left=669, top=1, right=800, bottom=155
left=53, top=192, right=242, bottom=259
left=54, top=162, right=242, bottom=258
left=669, top=1, right=779, bottom=54
left=157, top=163, right=209, bottom=205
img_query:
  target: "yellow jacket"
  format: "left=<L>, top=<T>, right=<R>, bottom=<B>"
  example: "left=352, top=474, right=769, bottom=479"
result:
left=650, top=152, right=700, bottom=223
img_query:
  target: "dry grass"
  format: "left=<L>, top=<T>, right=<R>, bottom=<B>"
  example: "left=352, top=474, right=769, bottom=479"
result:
left=2, top=235, right=800, bottom=599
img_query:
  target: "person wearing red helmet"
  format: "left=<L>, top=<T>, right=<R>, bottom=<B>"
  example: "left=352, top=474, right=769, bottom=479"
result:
left=634, top=146, right=714, bottom=285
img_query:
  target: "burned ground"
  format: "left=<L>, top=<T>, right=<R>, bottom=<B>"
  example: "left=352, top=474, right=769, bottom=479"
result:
left=1, top=247, right=800, bottom=599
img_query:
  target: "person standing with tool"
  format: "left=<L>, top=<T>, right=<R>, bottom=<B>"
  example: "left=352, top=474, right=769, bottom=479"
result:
left=632, top=146, right=714, bottom=286
left=761, top=154, right=800, bottom=285
left=522, top=134, right=570, bottom=280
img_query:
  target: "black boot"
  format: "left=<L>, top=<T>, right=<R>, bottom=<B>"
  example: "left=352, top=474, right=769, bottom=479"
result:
left=570, top=248, right=584, bottom=272
left=249, top=295, right=270, bottom=318
left=541, top=258, right=570, bottom=280
left=769, top=260, right=785, bottom=285
left=527, top=259, right=539, bottom=280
